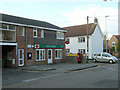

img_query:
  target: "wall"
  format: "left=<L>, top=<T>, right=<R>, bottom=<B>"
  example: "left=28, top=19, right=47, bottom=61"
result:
left=34, top=30, right=65, bottom=46
left=108, top=35, right=118, bottom=48
left=66, top=36, right=87, bottom=53
left=90, top=24, right=103, bottom=59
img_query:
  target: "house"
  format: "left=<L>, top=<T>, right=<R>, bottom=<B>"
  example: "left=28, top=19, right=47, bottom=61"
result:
left=108, top=35, right=120, bottom=57
left=64, top=18, right=103, bottom=59
left=0, top=13, right=66, bottom=67
left=103, top=40, right=110, bottom=53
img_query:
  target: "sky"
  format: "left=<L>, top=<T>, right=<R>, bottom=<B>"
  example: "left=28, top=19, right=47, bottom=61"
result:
left=0, top=0, right=119, bottom=39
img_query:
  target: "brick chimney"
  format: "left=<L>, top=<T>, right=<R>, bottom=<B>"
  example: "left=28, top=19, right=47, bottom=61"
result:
left=94, top=17, right=98, bottom=24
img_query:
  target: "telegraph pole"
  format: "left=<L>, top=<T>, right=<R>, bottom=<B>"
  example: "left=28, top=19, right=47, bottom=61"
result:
left=87, top=16, right=89, bottom=63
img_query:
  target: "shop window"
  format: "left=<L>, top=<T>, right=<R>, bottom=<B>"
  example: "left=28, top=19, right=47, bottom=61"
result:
left=36, top=49, right=45, bottom=61
left=55, top=49, right=62, bottom=59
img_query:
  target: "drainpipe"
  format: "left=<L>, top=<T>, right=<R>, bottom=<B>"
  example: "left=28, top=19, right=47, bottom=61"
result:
left=25, top=27, right=27, bottom=63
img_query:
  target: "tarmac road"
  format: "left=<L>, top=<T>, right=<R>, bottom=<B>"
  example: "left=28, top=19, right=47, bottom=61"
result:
left=2, top=62, right=119, bottom=88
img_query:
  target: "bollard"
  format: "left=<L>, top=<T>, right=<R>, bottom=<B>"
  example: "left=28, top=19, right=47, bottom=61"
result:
left=82, top=54, right=86, bottom=64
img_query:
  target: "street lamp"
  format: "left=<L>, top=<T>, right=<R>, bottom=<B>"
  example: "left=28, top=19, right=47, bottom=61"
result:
left=105, top=15, right=109, bottom=52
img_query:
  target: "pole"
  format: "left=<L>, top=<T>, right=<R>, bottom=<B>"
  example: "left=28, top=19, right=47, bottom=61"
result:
left=105, top=15, right=109, bottom=52
left=87, top=16, right=89, bottom=63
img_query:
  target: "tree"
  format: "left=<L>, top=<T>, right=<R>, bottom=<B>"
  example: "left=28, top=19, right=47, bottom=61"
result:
left=116, top=40, right=120, bottom=57
left=116, top=40, right=120, bottom=51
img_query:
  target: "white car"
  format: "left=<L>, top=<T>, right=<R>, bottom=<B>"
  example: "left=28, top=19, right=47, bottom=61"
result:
left=92, top=52, right=118, bottom=64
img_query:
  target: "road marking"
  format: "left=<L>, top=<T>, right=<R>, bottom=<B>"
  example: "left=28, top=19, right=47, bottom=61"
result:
left=22, top=78, right=39, bottom=82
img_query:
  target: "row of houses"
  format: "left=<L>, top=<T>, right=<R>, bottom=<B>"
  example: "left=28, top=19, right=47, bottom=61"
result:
left=1, top=13, right=104, bottom=67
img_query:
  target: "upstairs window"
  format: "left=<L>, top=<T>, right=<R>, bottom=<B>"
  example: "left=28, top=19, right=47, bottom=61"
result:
left=78, top=37, right=85, bottom=43
left=41, top=30, right=44, bottom=38
left=2, top=24, right=8, bottom=29
left=56, top=32, right=64, bottom=40
left=18, top=26, right=24, bottom=36
left=33, top=29, right=37, bottom=37
left=112, top=42, right=115, bottom=47
left=9, top=24, right=16, bottom=30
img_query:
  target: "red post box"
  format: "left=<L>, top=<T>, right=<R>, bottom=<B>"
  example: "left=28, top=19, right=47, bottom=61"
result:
left=78, top=53, right=81, bottom=62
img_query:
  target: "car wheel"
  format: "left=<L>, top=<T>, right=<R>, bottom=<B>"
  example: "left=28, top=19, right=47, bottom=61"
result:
left=93, top=59, right=96, bottom=63
left=109, top=60, right=113, bottom=64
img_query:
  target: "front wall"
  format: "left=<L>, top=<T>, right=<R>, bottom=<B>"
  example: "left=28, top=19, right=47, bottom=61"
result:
left=90, top=25, right=103, bottom=59
left=108, top=35, right=118, bottom=48
left=15, top=27, right=65, bottom=67
left=66, top=36, right=87, bottom=53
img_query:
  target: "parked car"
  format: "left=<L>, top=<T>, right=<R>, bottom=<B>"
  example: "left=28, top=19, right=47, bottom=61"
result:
left=92, top=52, right=118, bottom=64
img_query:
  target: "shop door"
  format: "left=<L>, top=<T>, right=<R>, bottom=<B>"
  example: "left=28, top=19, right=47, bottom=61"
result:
left=18, top=49, right=24, bottom=66
left=47, top=49, right=52, bottom=64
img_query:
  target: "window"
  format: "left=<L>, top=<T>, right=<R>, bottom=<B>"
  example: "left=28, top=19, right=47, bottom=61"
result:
left=66, top=49, right=70, bottom=54
left=36, top=49, right=45, bottom=61
left=78, top=49, right=85, bottom=54
left=33, top=29, right=37, bottom=37
left=2, top=24, right=8, bottom=29
left=78, top=37, right=85, bottom=43
left=97, top=54, right=101, bottom=56
left=9, top=24, right=16, bottom=30
left=41, top=30, right=44, bottom=38
left=102, top=54, right=107, bottom=57
left=56, top=32, right=64, bottom=39
left=0, top=24, right=16, bottom=41
left=55, top=49, right=62, bottom=59
left=18, top=26, right=24, bottom=36
left=112, top=42, right=115, bottom=47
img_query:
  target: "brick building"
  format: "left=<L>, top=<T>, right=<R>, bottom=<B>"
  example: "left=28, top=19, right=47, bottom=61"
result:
left=108, top=35, right=120, bottom=57
left=0, top=14, right=66, bottom=67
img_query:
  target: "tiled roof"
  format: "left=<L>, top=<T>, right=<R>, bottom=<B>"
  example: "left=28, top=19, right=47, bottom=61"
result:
left=114, top=35, right=120, bottom=40
left=63, top=23, right=97, bottom=37
left=1, top=13, right=65, bottom=31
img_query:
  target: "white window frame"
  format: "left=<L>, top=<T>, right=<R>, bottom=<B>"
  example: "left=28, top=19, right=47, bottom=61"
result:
left=0, top=23, right=16, bottom=42
left=78, top=49, right=86, bottom=54
left=66, top=49, right=70, bottom=54
left=56, top=32, right=64, bottom=40
left=78, top=37, right=85, bottom=43
left=112, top=42, right=115, bottom=47
left=33, top=29, right=37, bottom=37
left=41, top=30, right=44, bottom=38
left=36, top=49, right=45, bottom=61
left=55, top=49, right=62, bottom=59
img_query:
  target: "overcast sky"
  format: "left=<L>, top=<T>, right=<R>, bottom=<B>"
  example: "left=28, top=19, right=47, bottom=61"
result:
left=0, top=0, right=119, bottom=39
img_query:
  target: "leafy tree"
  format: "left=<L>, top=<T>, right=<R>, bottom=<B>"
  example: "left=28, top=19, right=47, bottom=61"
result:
left=117, top=40, right=120, bottom=51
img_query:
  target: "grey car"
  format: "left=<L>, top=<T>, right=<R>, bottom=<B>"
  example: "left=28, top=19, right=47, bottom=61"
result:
left=92, top=52, right=118, bottom=64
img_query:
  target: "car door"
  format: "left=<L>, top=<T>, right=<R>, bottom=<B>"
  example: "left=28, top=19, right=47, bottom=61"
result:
left=102, top=53, right=109, bottom=62
left=96, top=53, right=102, bottom=62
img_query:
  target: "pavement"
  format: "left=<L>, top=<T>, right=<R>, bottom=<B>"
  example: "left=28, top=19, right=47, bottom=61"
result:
left=19, top=61, right=98, bottom=72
